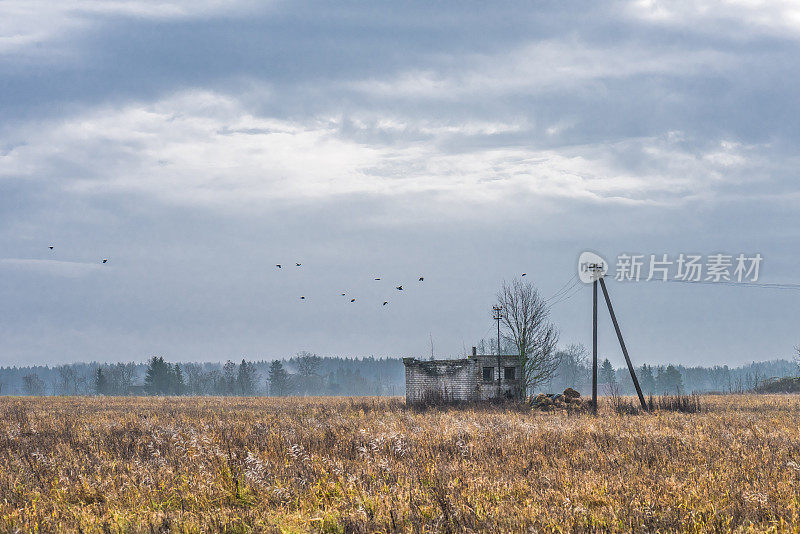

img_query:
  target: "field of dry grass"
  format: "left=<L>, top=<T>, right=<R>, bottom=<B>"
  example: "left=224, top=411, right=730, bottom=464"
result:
left=1, top=395, right=799, bottom=533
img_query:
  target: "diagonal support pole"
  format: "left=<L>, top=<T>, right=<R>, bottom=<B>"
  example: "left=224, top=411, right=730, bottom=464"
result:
left=598, top=277, right=648, bottom=410
left=592, top=279, right=598, bottom=414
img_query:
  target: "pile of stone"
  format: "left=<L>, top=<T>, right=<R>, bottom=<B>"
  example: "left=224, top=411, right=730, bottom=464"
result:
left=530, top=388, right=587, bottom=411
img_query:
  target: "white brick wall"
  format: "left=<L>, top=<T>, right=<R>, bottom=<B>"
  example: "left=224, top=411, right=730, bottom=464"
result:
left=403, top=355, right=522, bottom=403
left=404, top=358, right=478, bottom=402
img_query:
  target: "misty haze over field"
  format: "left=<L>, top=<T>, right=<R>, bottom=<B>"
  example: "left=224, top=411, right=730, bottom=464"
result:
left=2, top=1, right=800, bottom=366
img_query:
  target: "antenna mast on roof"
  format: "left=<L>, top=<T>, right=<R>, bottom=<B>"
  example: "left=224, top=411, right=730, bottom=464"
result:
left=493, top=305, right=503, bottom=397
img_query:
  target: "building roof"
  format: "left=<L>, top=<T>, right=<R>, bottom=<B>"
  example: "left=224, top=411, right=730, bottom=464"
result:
left=403, top=355, right=520, bottom=365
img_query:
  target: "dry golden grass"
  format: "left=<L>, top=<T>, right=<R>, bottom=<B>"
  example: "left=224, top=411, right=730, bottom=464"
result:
left=1, top=395, right=799, bottom=533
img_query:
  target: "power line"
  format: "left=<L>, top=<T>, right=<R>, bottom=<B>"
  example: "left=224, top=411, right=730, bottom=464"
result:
left=544, top=276, right=581, bottom=304
left=651, top=278, right=800, bottom=291
left=543, top=274, right=800, bottom=312
left=475, top=324, right=495, bottom=343
left=545, top=273, right=579, bottom=301
left=549, top=282, right=586, bottom=307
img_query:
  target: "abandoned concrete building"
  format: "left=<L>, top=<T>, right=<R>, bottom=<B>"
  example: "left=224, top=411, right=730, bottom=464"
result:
left=403, top=347, right=522, bottom=403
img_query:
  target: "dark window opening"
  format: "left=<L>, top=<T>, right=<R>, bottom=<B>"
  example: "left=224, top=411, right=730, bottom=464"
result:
left=482, top=367, right=494, bottom=382
left=504, top=367, right=516, bottom=380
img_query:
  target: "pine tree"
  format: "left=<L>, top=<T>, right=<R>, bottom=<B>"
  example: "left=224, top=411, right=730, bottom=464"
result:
left=657, top=364, right=684, bottom=394
left=268, top=360, right=289, bottom=396
left=94, top=367, right=110, bottom=395
left=600, top=359, right=616, bottom=386
left=144, top=356, right=172, bottom=395
left=171, top=364, right=185, bottom=395
left=221, top=360, right=237, bottom=395
left=639, top=364, right=656, bottom=395
left=237, top=359, right=257, bottom=396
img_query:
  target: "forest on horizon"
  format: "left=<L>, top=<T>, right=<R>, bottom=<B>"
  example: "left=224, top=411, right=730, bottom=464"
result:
left=1, top=349, right=796, bottom=397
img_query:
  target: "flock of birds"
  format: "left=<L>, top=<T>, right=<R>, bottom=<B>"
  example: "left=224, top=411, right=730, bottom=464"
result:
left=48, top=245, right=108, bottom=264
left=275, top=262, right=529, bottom=307
left=45, top=244, right=535, bottom=308
left=43, top=245, right=430, bottom=306
left=276, top=262, right=433, bottom=307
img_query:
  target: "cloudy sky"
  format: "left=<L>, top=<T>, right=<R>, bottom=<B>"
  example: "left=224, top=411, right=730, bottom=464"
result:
left=2, top=0, right=800, bottom=367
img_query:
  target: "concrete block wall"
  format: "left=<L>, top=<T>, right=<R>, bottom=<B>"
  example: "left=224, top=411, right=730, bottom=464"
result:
left=475, top=354, right=523, bottom=400
left=403, top=354, right=523, bottom=403
left=403, top=358, right=479, bottom=403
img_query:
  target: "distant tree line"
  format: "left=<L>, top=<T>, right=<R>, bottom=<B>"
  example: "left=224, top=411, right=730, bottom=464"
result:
left=539, top=343, right=797, bottom=395
left=0, top=349, right=796, bottom=396
left=265, top=352, right=390, bottom=396
left=475, top=339, right=799, bottom=396
left=0, top=354, right=404, bottom=396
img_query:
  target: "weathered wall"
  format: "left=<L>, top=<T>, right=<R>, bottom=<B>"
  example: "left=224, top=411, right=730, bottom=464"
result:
left=475, top=355, right=523, bottom=400
left=403, top=355, right=523, bottom=403
left=403, top=358, right=478, bottom=403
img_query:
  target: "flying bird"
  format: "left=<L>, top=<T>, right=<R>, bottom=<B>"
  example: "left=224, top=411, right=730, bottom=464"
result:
left=374, top=278, right=381, bottom=280
left=350, top=298, right=356, bottom=302
left=296, top=263, right=301, bottom=266
left=300, top=296, right=306, bottom=300
left=341, top=293, right=346, bottom=296
left=276, top=264, right=282, bottom=268
left=48, top=246, right=54, bottom=250
left=396, top=286, right=403, bottom=291
left=522, top=273, right=527, bottom=277
left=383, top=301, right=388, bottom=306
left=418, top=277, right=424, bottom=281
left=102, top=259, right=108, bottom=264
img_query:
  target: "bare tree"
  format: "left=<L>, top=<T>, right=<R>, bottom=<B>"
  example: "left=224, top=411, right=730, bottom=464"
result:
left=497, top=278, right=560, bottom=398
left=296, top=352, right=322, bottom=377
left=54, top=365, right=85, bottom=395
left=114, top=363, right=137, bottom=394
left=795, top=345, right=800, bottom=375
left=295, top=352, right=323, bottom=395
left=556, top=343, right=590, bottom=391
left=22, top=373, right=46, bottom=396
left=183, top=363, right=210, bottom=395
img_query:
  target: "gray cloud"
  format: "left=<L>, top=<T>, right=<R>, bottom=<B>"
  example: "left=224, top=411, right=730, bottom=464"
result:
left=1, top=1, right=799, bottom=366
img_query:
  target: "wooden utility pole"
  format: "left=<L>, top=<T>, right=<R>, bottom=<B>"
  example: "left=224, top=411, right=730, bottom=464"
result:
left=598, top=277, right=648, bottom=410
left=592, top=271, right=598, bottom=414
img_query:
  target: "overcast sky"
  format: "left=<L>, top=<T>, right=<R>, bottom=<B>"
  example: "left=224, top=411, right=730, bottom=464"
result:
left=2, top=0, right=800, bottom=367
